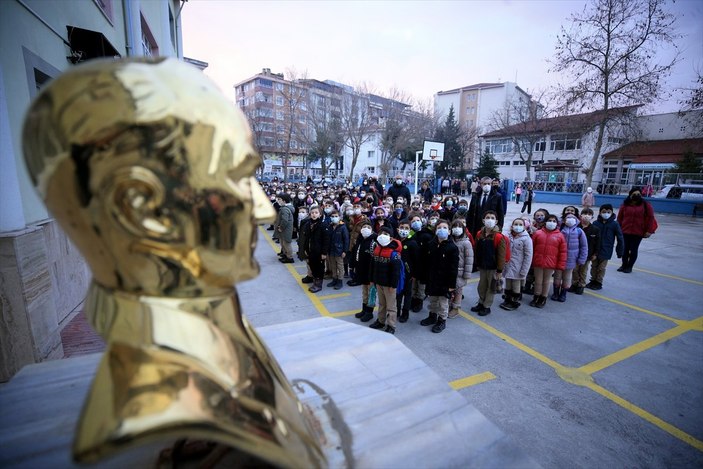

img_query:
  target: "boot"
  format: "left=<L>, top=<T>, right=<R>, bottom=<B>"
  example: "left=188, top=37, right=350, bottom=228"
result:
left=355, top=304, right=369, bottom=318
left=431, top=318, right=446, bottom=333
left=447, top=307, right=460, bottom=319
left=359, top=307, right=374, bottom=322
left=420, top=312, right=438, bottom=326
left=411, top=298, right=423, bottom=312
left=522, top=280, right=534, bottom=295
left=478, top=307, right=491, bottom=317
left=550, top=284, right=561, bottom=301
left=384, top=325, right=396, bottom=335
left=529, top=295, right=540, bottom=307
left=301, top=275, right=314, bottom=284
left=399, top=309, right=410, bottom=323
left=558, top=287, right=567, bottom=302
left=327, top=279, right=337, bottom=287
left=369, top=319, right=386, bottom=330
left=308, top=278, right=322, bottom=293
left=470, top=303, right=484, bottom=313
left=499, top=292, right=518, bottom=311
left=586, top=281, right=602, bottom=291
left=333, top=279, right=343, bottom=290
left=536, top=296, right=547, bottom=308
left=279, top=256, right=294, bottom=264
left=567, top=285, right=577, bottom=293
left=574, top=286, right=585, bottom=295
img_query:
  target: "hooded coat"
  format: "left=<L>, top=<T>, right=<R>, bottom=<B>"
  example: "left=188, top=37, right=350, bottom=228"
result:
left=593, top=216, right=624, bottom=260
left=452, top=234, right=474, bottom=286
left=370, top=239, right=403, bottom=288
left=504, top=229, right=533, bottom=280
left=425, top=238, right=459, bottom=297
left=561, top=224, right=589, bottom=269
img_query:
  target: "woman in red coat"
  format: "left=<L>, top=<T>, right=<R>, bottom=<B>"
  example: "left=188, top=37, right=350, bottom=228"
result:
left=529, top=214, right=567, bottom=308
left=617, top=187, right=658, bottom=273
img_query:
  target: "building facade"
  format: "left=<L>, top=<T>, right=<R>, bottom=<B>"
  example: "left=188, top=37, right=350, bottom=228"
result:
left=434, top=82, right=532, bottom=170
left=235, top=70, right=421, bottom=181
left=0, top=0, right=184, bottom=381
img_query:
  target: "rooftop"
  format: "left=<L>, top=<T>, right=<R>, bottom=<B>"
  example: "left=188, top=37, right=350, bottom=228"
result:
left=602, top=138, right=703, bottom=163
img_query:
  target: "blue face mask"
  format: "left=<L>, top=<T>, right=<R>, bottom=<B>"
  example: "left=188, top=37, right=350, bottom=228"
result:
left=411, top=220, right=422, bottom=231
left=436, top=227, right=449, bottom=240
left=446, top=200, right=454, bottom=207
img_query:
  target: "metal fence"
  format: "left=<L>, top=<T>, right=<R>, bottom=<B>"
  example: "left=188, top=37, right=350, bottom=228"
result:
left=519, top=172, right=703, bottom=196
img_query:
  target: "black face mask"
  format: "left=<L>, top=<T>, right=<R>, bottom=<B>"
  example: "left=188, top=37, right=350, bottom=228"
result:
left=631, top=195, right=642, bottom=202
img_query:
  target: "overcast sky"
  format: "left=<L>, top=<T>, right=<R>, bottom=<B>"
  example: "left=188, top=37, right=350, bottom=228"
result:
left=181, top=0, right=702, bottom=114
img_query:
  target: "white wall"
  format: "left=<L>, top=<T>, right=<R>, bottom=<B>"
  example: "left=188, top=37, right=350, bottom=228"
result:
left=637, top=111, right=703, bottom=140
left=434, top=92, right=461, bottom=122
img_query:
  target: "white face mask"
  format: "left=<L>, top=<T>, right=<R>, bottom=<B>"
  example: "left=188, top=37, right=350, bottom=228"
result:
left=395, top=179, right=403, bottom=185
left=581, top=215, right=592, bottom=223
left=565, top=217, right=578, bottom=227
left=482, top=184, right=491, bottom=193
left=398, top=229, right=410, bottom=238
left=298, top=213, right=308, bottom=220
left=451, top=227, right=464, bottom=237
left=601, top=212, right=612, bottom=220
left=361, top=227, right=372, bottom=238
left=484, top=219, right=496, bottom=229
left=429, top=218, right=438, bottom=226
left=545, top=221, right=558, bottom=231
left=353, top=208, right=362, bottom=215
left=512, top=225, right=524, bottom=233
left=377, top=234, right=391, bottom=246
left=298, top=194, right=305, bottom=199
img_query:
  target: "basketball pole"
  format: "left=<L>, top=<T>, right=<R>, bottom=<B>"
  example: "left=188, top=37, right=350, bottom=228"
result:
left=415, top=150, right=422, bottom=195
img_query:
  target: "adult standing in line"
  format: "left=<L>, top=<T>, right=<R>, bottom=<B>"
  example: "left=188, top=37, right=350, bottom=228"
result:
left=617, top=187, right=658, bottom=273
left=493, top=179, right=508, bottom=218
left=419, top=180, right=434, bottom=203
left=582, top=187, right=596, bottom=210
left=466, top=177, right=505, bottom=235
left=276, top=193, right=295, bottom=263
left=521, top=184, right=534, bottom=214
left=387, top=173, right=412, bottom=204
left=515, top=183, right=523, bottom=204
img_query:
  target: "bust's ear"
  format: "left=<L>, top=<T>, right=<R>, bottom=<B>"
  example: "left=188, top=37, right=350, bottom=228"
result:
left=104, top=167, right=180, bottom=241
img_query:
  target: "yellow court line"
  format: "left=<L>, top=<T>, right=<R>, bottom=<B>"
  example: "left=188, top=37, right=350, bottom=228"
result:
left=578, top=323, right=692, bottom=375
left=583, top=291, right=682, bottom=324
left=586, top=381, right=703, bottom=452
left=633, top=267, right=703, bottom=287
left=318, top=292, right=351, bottom=300
left=258, top=227, right=331, bottom=317
left=450, top=371, right=497, bottom=390
left=329, top=307, right=377, bottom=318
left=459, top=310, right=563, bottom=370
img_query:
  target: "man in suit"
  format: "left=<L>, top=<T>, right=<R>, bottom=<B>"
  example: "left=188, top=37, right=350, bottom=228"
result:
left=466, top=177, right=504, bottom=235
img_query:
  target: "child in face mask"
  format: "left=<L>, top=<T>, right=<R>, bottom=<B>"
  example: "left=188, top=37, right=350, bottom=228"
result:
left=588, top=204, right=624, bottom=290
left=448, top=219, right=474, bottom=318
left=470, top=211, right=508, bottom=316
left=396, top=220, right=419, bottom=323
left=297, top=208, right=312, bottom=281
left=529, top=209, right=549, bottom=235
left=529, top=214, right=567, bottom=308
left=499, top=218, right=533, bottom=311
left=368, top=227, right=403, bottom=334
left=326, top=210, right=350, bottom=290
left=422, top=220, right=459, bottom=333
left=552, top=213, right=588, bottom=302
left=352, top=221, right=376, bottom=320
left=571, top=208, right=601, bottom=295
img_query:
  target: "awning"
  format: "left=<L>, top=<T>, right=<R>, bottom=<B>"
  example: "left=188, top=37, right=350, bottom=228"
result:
left=67, top=26, right=121, bottom=63
left=627, top=163, right=677, bottom=170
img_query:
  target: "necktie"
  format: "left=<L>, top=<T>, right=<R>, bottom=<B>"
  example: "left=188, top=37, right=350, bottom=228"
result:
left=482, top=195, right=487, bottom=209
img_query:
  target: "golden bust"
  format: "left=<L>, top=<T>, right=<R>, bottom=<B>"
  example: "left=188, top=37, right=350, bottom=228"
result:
left=22, top=58, right=325, bottom=467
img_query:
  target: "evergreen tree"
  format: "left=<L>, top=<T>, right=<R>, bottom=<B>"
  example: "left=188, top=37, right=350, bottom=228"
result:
left=434, top=105, right=463, bottom=176
left=476, top=148, right=499, bottom=179
left=674, top=149, right=702, bottom=174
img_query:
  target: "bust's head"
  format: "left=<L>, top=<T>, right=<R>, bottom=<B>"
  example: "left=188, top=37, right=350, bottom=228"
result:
left=23, top=58, right=274, bottom=296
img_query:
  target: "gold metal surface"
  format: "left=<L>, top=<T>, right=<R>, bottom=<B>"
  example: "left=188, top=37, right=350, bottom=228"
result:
left=22, top=58, right=325, bottom=467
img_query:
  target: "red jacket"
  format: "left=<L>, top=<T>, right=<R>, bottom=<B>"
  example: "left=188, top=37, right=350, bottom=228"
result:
left=531, top=228, right=567, bottom=270
left=617, top=202, right=658, bottom=236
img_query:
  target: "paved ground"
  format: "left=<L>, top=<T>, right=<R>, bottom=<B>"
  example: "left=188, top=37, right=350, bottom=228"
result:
left=59, top=200, right=703, bottom=468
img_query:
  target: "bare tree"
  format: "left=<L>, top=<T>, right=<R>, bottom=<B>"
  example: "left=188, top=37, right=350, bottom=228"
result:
left=341, top=86, right=375, bottom=179
left=378, top=88, right=414, bottom=181
left=551, top=0, right=679, bottom=186
left=278, top=68, right=309, bottom=179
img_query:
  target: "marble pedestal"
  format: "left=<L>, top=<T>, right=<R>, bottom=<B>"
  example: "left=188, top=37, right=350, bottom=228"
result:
left=0, top=317, right=538, bottom=468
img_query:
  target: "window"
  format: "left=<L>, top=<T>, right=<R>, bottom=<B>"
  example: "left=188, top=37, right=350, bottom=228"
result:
left=276, top=96, right=284, bottom=106
left=259, top=122, right=273, bottom=132
left=256, top=108, right=273, bottom=118
left=513, top=160, right=525, bottom=165
left=485, top=139, right=512, bottom=154
left=290, top=140, right=298, bottom=149
left=658, top=128, right=664, bottom=133
left=263, top=137, right=274, bottom=147
left=300, top=102, right=307, bottom=111
left=275, top=82, right=284, bottom=91
left=95, top=0, right=114, bottom=22
left=534, top=140, right=546, bottom=152
left=680, top=126, right=687, bottom=132
left=276, top=111, right=284, bottom=120
left=368, top=150, right=375, bottom=159
left=276, top=124, right=285, bottom=133
left=140, top=14, right=158, bottom=56
left=549, top=134, right=581, bottom=151
left=607, top=137, right=625, bottom=145
left=277, top=139, right=285, bottom=148
left=298, top=114, right=306, bottom=124
left=257, top=78, right=273, bottom=88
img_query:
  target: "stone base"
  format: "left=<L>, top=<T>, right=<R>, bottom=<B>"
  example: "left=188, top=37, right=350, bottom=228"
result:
left=0, top=220, right=90, bottom=381
left=0, top=317, right=538, bottom=468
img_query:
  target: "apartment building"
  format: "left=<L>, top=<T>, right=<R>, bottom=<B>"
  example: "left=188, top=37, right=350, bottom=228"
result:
left=0, top=0, right=184, bottom=381
left=235, top=70, right=415, bottom=179
left=434, top=82, right=532, bottom=169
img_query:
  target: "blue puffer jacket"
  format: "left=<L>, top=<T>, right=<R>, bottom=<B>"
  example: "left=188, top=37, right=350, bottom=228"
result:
left=561, top=225, right=588, bottom=269
left=593, top=217, right=624, bottom=260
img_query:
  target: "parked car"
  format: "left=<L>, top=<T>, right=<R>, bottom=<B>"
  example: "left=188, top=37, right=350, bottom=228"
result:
left=653, top=184, right=703, bottom=200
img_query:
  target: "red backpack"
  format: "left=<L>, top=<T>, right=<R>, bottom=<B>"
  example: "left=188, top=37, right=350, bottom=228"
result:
left=475, top=230, right=511, bottom=263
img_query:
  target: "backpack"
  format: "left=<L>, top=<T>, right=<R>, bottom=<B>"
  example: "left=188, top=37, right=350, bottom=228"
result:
left=474, top=230, right=511, bottom=264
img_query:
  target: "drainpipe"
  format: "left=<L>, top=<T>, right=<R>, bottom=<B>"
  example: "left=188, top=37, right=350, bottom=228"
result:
left=122, top=0, right=134, bottom=56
